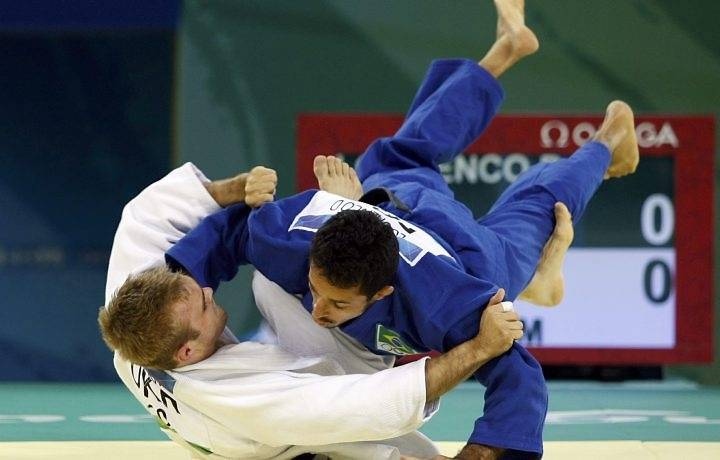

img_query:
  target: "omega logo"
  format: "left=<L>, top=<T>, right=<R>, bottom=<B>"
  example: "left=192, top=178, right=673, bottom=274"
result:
left=540, top=120, right=679, bottom=149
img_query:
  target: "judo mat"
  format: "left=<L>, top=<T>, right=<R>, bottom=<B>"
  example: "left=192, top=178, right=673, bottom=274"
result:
left=1, top=380, right=719, bottom=459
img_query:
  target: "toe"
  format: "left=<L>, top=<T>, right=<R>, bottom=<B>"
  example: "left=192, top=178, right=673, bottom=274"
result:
left=313, top=155, right=329, bottom=178
left=330, top=157, right=341, bottom=176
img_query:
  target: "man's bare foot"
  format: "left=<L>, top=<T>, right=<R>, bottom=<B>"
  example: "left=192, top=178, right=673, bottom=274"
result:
left=594, top=100, right=639, bottom=179
left=480, top=0, right=539, bottom=78
left=313, top=155, right=363, bottom=200
left=456, top=443, right=505, bottom=460
left=496, top=0, right=525, bottom=39
left=519, top=202, right=573, bottom=307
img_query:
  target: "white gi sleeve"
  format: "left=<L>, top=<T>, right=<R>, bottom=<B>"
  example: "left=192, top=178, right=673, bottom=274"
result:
left=178, top=356, right=434, bottom=447
left=104, top=162, right=221, bottom=302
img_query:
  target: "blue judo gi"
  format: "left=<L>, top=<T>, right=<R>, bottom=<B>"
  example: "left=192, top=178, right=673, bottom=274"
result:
left=167, top=59, right=611, bottom=457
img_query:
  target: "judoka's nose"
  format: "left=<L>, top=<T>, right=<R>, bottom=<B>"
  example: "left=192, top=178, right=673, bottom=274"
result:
left=311, top=298, right=335, bottom=326
left=312, top=296, right=328, bottom=316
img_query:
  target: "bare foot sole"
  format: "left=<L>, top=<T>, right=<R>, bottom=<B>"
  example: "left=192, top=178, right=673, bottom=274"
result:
left=313, top=155, right=363, bottom=200
left=519, top=202, right=573, bottom=307
left=595, top=101, right=639, bottom=179
left=482, top=0, right=538, bottom=77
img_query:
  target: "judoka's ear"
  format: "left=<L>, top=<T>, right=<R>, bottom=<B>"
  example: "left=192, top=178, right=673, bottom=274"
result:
left=370, top=285, right=394, bottom=302
left=175, top=342, right=194, bottom=365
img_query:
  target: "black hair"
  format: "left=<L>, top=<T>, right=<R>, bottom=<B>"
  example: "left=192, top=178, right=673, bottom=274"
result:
left=310, top=210, right=399, bottom=298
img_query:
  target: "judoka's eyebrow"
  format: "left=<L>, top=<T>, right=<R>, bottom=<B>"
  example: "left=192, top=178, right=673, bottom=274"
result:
left=308, top=279, right=350, bottom=305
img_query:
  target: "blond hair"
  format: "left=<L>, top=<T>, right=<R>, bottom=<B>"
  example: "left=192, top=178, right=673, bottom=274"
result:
left=98, top=265, right=199, bottom=370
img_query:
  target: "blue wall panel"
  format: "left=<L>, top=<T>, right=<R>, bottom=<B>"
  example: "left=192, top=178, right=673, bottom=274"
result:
left=0, top=32, right=174, bottom=380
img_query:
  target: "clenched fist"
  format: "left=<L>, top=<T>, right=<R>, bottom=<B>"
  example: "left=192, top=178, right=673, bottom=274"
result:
left=205, top=166, right=277, bottom=208
left=472, top=288, right=524, bottom=358
left=244, top=166, right=277, bottom=208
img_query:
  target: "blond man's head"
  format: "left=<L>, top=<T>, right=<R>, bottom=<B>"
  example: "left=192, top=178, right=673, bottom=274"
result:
left=98, top=265, right=199, bottom=370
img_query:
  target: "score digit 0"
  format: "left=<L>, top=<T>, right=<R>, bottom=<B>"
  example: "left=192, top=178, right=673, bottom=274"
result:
left=641, top=194, right=674, bottom=305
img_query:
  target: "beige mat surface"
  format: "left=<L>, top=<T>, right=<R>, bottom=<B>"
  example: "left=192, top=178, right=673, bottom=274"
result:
left=1, top=441, right=719, bottom=459
left=438, top=441, right=720, bottom=459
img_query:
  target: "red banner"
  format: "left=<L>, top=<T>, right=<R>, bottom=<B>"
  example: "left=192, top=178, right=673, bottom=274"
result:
left=297, top=114, right=714, bottom=364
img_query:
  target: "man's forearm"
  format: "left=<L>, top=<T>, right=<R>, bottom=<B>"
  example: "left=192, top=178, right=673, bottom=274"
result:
left=204, top=174, right=248, bottom=207
left=425, top=344, right=507, bottom=460
left=424, top=339, right=492, bottom=402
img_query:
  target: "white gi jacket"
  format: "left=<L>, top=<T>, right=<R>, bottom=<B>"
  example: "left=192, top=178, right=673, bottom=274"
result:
left=104, top=163, right=440, bottom=460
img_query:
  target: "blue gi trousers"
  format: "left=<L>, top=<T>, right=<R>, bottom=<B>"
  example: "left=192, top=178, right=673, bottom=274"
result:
left=356, top=59, right=610, bottom=456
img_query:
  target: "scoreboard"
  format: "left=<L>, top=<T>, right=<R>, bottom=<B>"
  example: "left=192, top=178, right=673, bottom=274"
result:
left=296, top=114, right=714, bottom=364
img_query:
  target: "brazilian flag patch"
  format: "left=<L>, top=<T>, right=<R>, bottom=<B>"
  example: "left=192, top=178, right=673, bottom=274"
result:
left=375, top=324, right=418, bottom=355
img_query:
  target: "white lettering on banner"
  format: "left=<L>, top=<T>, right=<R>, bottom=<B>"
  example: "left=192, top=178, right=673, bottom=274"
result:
left=442, top=153, right=560, bottom=185
left=453, top=155, right=481, bottom=184
left=540, top=120, right=679, bottom=148
left=541, top=120, right=570, bottom=148
left=503, top=153, right=531, bottom=182
left=572, top=122, right=596, bottom=147
left=637, top=122, right=679, bottom=148
left=289, top=191, right=452, bottom=266
left=478, top=154, right=502, bottom=183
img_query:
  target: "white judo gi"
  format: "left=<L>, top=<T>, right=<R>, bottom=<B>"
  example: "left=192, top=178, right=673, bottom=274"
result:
left=104, top=163, right=441, bottom=460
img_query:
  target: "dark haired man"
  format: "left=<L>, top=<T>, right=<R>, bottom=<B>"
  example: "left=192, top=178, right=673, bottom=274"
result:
left=126, top=1, right=638, bottom=459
